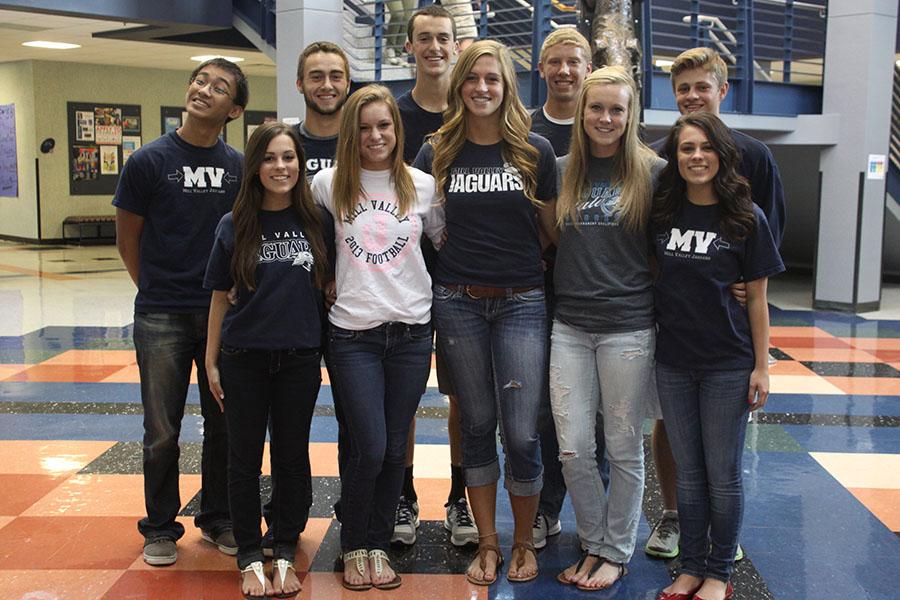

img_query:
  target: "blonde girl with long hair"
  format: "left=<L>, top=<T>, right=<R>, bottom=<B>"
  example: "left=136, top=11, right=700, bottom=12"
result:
left=309, top=85, right=444, bottom=592
left=413, top=40, right=558, bottom=586
left=549, top=66, right=666, bottom=591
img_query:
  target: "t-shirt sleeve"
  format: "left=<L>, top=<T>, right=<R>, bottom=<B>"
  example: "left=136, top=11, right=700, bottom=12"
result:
left=751, top=148, right=786, bottom=249
left=111, top=149, right=153, bottom=215
left=534, top=138, right=557, bottom=202
left=555, top=156, right=567, bottom=196
left=318, top=205, right=337, bottom=275
left=412, top=142, right=434, bottom=175
left=743, top=207, right=785, bottom=283
left=310, top=170, right=333, bottom=213
left=203, top=215, right=235, bottom=291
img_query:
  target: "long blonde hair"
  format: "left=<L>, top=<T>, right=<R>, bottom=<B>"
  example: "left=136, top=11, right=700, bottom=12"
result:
left=558, top=66, right=656, bottom=232
left=332, top=85, right=416, bottom=220
left=430, top=40, right=540, bottom=206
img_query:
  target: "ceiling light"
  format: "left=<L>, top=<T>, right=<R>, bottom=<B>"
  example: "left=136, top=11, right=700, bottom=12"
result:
left=22, top=40, right=81, bottom=50
left=654, top=59, right=674, bottom=68
left=190, top=54, right=244, bottom=63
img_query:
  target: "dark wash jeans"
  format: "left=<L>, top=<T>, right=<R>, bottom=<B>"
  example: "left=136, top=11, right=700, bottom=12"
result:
left=656, top=363, right=751, bottom=582
left=220, top=346, right=322, bottom=568
left=328, top=322, right=432, bottom=552
left=133, top=311, right=230, bottom=541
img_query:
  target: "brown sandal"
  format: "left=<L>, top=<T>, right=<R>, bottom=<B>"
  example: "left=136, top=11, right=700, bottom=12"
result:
left=465, top=543, right=504, bottom=586
left=507, top=542, right=539, bottom=583
left=576, top=559, right=628, bottom=591
left=557, top=551, right=599, bottom=585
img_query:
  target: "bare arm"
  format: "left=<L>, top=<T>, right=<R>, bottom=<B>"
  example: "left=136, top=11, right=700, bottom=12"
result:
left=745, top=277, right=771, bottom=411
left=115, top=208, right=144, bottom=287
left=205, top=291, right=230, bottom=412
left=538, top=199, right=559, bottom=250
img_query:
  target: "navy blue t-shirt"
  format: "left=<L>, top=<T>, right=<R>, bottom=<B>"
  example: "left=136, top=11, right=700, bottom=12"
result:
left=398, top=91, right=445, bottom=165
left=530, top=107, right=573, bottom=157
left=112, top=131, right=243, bottom=313
left=294, top=122, right=337, bottom=181
left=204, top=208, right=323, bottom=350
left=653, top=203, right=784, bottom=370
left=651, top=128, right=785, bottom=247
left=414, top=133, right=557, bottom=287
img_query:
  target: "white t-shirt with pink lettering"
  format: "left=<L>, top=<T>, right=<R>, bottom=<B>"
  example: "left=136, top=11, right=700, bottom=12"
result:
left=311, top=166, right=444, bottom=330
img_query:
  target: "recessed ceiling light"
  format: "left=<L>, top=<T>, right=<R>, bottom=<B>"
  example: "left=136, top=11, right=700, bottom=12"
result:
left=22, top=40, right=81, bottom=50
left=190, top=54, right=244, bottom=63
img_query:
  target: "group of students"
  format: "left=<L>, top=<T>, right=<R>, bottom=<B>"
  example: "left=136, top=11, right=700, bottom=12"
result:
left=114, top=5, right=785, bottom=600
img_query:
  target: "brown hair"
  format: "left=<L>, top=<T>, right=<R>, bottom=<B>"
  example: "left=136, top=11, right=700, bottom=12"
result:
left=296, top=41, right=350, bottom=81
left=669, top=47, right=729, bottom=90
left=407, top=4, right=456, bottom=42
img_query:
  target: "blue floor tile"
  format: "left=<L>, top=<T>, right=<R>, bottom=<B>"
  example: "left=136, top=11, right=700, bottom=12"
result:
left=766, top=393, right=900, bottom=416
left=782, top=424, right=900, bottom=453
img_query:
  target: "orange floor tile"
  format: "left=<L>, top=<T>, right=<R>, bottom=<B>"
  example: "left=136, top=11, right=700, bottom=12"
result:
left=308, top=443, right=339, bottom=477
left=0, top=569, right=124, bottom=600
left=846, top=488, right=900, bottom=532
left=769, top=360, right=817, bottom=376
left=840, top=338, right=900, bottom=350
left=101, top=569, right=242, bottom=599
left=23, top=474, right=201, bottom=517
left=769, top=326, right=834, bottom=337
left=770, top=336, right=852, bottom=349
left=407, top=477, right=453, bottom=521
left=0, top=364, right=28, bottom=379
left=824, top=376, right=900, bottom=395
left=42, top=349, right=137, bottom=366
left=0, top=473, right=67, bottom=515
left=0, top=440, right=115, bottom=475
left=5, top=363, right=126, bottom=383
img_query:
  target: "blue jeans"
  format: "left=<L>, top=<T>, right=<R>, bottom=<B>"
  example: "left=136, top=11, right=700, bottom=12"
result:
left=219, top=346, right=321, bottom=568
left=432, top=285, right=546, bottom=497
left=328, top=322, right=432, bottom=552
left=132, top=312, right=230, bottom=541
left=549, top=321, right=654, bottom=562
left=656, top=363, right=751, bottom=583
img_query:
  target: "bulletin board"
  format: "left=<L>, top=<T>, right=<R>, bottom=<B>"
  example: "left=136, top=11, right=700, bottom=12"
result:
left=243, top=110, right=278, bottom=146
left=161, top=106, right=227, bottom=142
left=67, top=101, right=142, bottom=196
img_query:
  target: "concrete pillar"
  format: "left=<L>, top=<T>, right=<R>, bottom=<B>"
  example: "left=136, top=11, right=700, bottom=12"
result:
left=814, top=0, right=897, bottom=312
left=275, top=0, right=343, bottom=123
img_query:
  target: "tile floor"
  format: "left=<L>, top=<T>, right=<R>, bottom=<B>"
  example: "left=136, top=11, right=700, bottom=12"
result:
left=0, top=241, right=898, bottom=599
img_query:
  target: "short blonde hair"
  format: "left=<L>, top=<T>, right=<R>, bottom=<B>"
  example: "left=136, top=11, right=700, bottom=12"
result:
left=670, top=47, right=728, bottom=89
left=539, top=27, right=591, bottom=64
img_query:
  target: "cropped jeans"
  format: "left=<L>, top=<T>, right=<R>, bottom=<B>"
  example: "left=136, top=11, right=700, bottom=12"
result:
left=548, top=321, right=654, bottom=563
left=133, top=311, right=230, bottom=542
left=656, top=363, right=751, bottom=583
left=219, top=346, right=322, bottom=568
left=328, top=322, right=432, bottom=552
left=432, top=284, right=547, bottom=497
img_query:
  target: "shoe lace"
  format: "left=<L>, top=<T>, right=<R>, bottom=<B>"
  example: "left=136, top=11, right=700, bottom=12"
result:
left=453, top=500, right=474, bottom=527
left=532, top=512, right=545, bottom=530
left=395, top=498, right=412, bottom=526
left=654, top=517, right=679, bottom=539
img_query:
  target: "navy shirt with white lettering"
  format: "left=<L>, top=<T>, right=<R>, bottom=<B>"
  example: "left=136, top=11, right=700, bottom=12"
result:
left=414, top=133, right=557, bottom=287
left=398, top=91, right=444, bottom=164
left=112, top=131, right=243, bottom=313
left=530, top=107, right=573, bottom=157
left=204, top=208, right=323, bottom=350
left=653, top=203, right=784, bottom=370
left=294, top=122, right=337, bottom=181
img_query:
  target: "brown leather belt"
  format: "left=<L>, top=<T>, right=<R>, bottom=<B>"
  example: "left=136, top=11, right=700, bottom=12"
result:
left=444, top=284, right=542, bottom=299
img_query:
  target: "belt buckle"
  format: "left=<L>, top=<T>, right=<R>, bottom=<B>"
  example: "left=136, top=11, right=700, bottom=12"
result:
left=465, top=285, right=483, bottom=300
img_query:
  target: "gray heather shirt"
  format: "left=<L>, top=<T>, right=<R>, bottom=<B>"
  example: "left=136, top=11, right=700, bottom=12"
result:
left=553, top=154, right=666, bottom=333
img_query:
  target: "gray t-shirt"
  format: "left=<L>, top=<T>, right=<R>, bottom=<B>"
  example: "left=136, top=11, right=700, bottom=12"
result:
left=553, top=154, right=666, bottom=333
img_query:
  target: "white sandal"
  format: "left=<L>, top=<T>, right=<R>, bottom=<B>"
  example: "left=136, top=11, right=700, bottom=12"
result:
left=239, top=560, right=268, bottom=600
left=273, top=558, right=300, bottom=598
left=342, top=549, right=372, bottom=591
left=368, top=549, right=402, bottom=590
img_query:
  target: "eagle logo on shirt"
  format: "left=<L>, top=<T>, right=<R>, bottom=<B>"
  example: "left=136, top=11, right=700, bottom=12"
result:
left=292, top=250, right=314, bottom=272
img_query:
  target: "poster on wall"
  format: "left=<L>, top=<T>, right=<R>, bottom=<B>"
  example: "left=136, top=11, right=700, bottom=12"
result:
left=94, top=107, right=122, bottom=144
left=0, top=103, right=17, bottom=197
left=72, top=146, right=99, bottom=181
left=100, top=145, right=119, bottom=175
left=75, top=111, right=94, bottom=142
left=68, top=101, right=141, bottom=195
left=244, top=110, right=278, bottom=147
left=122, top=135, right=141, bottom=163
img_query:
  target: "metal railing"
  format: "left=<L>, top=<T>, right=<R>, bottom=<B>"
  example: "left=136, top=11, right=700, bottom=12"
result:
left=338, top=0, right=827, bottom=114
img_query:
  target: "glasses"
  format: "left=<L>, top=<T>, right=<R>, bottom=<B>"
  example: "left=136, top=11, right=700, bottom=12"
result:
left=190, top=76, right=232, bottom=98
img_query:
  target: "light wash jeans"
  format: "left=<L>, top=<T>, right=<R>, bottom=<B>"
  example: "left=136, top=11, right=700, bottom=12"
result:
left=548, top=320, right=655, bottom=563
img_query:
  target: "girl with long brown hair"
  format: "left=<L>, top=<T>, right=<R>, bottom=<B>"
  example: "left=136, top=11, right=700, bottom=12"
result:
left=204, top=121, right=327, bottom=599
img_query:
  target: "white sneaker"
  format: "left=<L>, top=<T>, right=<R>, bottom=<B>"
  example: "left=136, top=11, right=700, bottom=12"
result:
left=390, top=496, right=419, bottom=545
left=443, top=498, right=478, bottom=546
left=532, top=512, right=561, bottom=549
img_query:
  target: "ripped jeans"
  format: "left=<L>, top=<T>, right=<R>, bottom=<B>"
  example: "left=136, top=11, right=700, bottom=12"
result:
left=549, top=320, right=655, bottom=562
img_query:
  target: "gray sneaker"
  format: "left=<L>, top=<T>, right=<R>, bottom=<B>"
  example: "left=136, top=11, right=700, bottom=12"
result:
left=201, top=527, right=238, bottom=556
left=645, top=514, right=680, bottom=558
left=390, top=496, right=419, bottom=545
left=443, top=498, right=478, bottom=547
left=143, top=538, right=177, bottom=566
left=532, top=512, right=561, bottom=549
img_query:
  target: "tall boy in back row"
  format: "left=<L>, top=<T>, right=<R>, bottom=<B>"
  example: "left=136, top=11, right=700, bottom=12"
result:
left=645, top=46, right=785, bottom=560
left=114, top=59, right=249, bottom=566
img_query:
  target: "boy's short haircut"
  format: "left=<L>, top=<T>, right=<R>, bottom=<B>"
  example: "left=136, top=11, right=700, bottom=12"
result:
left=407, top=4, right=457, bottom=43
left=191, top=58, right=249, bottom=111
left=539, top=27, right=591, bottom=64
left=296, top=41, right=350, bottom=82
left=670, top=47, right=729, bottom=89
